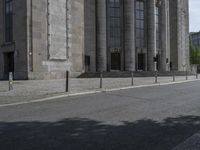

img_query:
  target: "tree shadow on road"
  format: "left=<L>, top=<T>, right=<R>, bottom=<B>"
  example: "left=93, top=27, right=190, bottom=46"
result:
left=0, top=115, right=200, bottom=150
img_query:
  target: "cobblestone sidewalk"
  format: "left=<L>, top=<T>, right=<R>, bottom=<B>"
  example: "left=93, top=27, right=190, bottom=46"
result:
left=0, top=75, right=198, bottom=105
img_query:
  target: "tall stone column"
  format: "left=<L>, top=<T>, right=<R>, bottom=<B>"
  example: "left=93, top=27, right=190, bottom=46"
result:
left=96, top=0, right=107, bottom=72
left=124, top=0, right=135, bottom=71
left=147, top=0, right=156, bottom=71
left=160, top=0, right=170, bottom=71
left=169, top=0, right=189, bottom=71
left=177, top=0, right=190, bottom=71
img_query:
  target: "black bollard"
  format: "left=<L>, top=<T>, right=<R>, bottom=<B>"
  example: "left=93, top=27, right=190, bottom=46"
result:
left=131, top=71, right=134, bottom=86
left=100, top=71, right=103, bottom=89
left=66, top=71, right=69, bottom=92
left=186, top=70, right=188, bottom=80
left=155, top=71, right=158, bottom=83
left=173, top=70, right=175, bottom=82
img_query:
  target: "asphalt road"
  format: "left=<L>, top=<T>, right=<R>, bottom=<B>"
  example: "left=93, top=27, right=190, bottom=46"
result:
left=1, top=81, right=200, bottom=150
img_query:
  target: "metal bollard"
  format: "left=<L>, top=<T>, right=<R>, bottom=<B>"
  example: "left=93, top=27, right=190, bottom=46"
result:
left=100, top=71, right=103, bottom=89
left=186, top=70, right=188, bottom=80
left=173, top=70, right=175, bottom=82
left=155, top=71, right=158, bottom=83
left=9, top=72, right=13, bottom=91
left=66, top=71, right=69, bottom=92
left=131, top=71, right=134, bottom=86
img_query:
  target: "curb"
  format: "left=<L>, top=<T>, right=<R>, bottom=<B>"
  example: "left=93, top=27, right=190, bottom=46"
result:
left=0, top=78, right=200, bottom=108
left=0, top=90, right=102, bottom=108
left=103, top=79, right=200, bottom=92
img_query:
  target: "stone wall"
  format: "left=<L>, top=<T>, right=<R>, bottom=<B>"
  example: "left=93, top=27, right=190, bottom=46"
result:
left=48, top=0, right=67, bottom=60
left=27, top=0, right=85, bottom=79
left=13, top=0, right=28, bottom=79
left=0, top=0, right=190, bottom=80
left=27, top=0, right=49, bottom=79
left=0, top=0, right=28, bottom=80
left=84, top=0, right=96, bottom=72
left=69, top=0, right=85, bottom=76
left=28, top=0, right=70, bottom=79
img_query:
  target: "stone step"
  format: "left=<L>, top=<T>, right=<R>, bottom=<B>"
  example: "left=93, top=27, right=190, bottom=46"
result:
left=79, top=71, right=195, bottom=78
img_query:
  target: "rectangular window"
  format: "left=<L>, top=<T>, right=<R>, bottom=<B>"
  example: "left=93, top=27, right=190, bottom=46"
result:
left=135, top=0, right=145, bottom=48
left=109, top=0, right=121, bottom=48
left=156, top=7, right=160, bottom=49
left=5, top=0, right=13, bottom=42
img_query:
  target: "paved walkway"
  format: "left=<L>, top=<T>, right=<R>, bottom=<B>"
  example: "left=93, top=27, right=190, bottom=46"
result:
left=0, top=75, right=198, bottom=105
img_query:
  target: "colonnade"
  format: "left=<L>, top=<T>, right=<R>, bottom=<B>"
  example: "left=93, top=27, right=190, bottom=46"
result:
left=96, top=0, right=171, bottom=72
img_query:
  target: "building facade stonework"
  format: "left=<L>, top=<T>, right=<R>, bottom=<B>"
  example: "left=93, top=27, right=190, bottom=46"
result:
left=0, top=0, right=190, bottom=80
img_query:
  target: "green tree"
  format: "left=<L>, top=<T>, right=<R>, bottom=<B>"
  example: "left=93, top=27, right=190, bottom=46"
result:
left=190, top=37, right=200, bottom=65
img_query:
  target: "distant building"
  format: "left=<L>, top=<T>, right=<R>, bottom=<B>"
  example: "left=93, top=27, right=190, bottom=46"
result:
left=191, top=32, right=200, bottom=48
left=0, top=0, right=190, bottom=80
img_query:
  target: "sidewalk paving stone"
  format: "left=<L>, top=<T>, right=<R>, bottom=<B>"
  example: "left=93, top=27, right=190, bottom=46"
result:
left=0, top=75, right=198, bottom=105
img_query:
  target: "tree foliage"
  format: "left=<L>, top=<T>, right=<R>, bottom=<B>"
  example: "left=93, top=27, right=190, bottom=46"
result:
left=190, top=37, right=200, bottom=65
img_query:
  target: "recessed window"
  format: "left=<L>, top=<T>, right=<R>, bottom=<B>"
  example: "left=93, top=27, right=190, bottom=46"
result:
left=156, top=7, right=160, bottom=49
left=5, top=0, right=13, bottom=42
left=109, top=0, right=121, bottom=48
left=135, top=0, right=145, bottom=48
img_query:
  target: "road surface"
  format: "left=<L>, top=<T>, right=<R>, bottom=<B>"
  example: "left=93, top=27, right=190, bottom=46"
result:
left=1, top=81, right=200, bottom=150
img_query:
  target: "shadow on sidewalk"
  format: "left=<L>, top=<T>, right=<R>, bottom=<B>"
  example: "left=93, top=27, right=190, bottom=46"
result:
left=0, top=115, right=200, bottom=150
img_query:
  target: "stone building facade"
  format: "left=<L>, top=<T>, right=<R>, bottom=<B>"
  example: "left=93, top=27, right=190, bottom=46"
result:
left=85, top=0, right=190, bottom=72
left=0, top=0, right=189, bottom=80
left=0, top=0, right=84, bottom=79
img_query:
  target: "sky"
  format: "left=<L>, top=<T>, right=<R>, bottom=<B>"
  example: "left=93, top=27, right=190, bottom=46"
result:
left=189, top=0, right=200, bottom=32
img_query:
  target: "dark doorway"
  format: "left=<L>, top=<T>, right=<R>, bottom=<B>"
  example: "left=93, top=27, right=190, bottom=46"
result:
left=4, top=52, right=14, bottom=79
left=85, top=55, right=90, bottom=72
left=138, top=53, right=145, bottom=71
left=111, top=52, right=121, bottom=71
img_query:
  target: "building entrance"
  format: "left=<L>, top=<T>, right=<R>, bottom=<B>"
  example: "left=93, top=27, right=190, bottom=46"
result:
left=111, top=52, right=121, bottom=71
left=138, top=53, right=145, bottom=71
left=4, top=52, right=14, bottom=79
